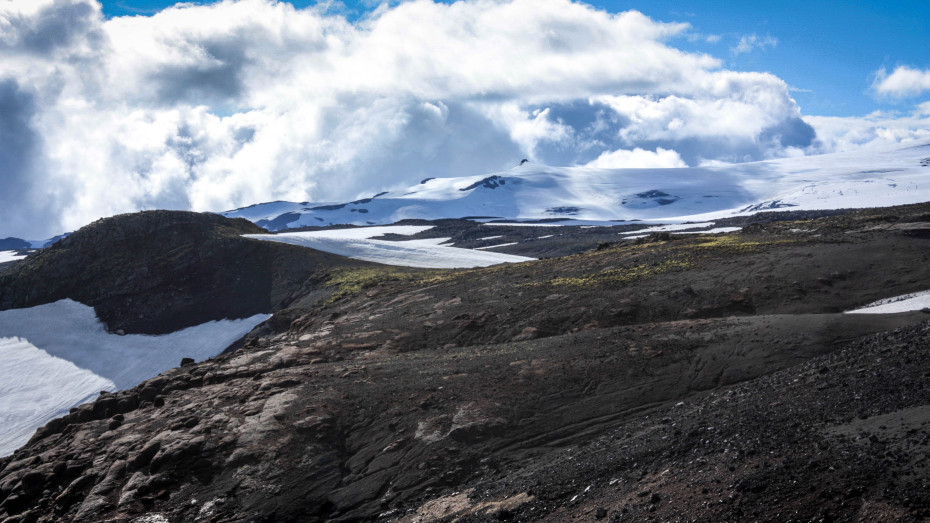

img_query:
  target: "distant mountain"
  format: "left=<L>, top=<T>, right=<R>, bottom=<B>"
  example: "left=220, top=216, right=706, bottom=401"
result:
left=0, top=238, right=29, bottom=250
left=0, top=235, right=68, bottom=251
left=223, top=142, right=930, bottom=230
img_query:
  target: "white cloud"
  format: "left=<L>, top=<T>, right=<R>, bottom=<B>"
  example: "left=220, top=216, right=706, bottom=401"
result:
left=805, top=107, right=930, bottom=153
left=731, top=34, right=777, bottom=55
left=872, top=66, right=930, bottom=97
left=0, top=0, right=918, bottom=239
left=585, top=147, right=686, bottom=168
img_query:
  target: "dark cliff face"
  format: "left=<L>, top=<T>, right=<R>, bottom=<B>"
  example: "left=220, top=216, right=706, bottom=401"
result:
left=1, top=204, right=930, bottom=522
left=0, top=210, right=371, bottom=334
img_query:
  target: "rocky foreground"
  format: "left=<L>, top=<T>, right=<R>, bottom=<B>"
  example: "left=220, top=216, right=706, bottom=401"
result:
left=1, top=205, right=930, bottom=522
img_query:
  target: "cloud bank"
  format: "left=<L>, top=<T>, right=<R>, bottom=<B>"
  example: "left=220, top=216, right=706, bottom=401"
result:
left=0, top=0, right=925, bottom=238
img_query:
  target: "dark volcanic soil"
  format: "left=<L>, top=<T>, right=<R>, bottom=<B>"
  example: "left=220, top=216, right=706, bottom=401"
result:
left=1, top=204, right=930, bottom=522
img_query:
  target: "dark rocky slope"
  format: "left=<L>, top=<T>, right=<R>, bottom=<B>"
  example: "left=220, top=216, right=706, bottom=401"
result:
left=1, top=205, right=930, bottom=521
left=0, top=211, right=380, bottom=334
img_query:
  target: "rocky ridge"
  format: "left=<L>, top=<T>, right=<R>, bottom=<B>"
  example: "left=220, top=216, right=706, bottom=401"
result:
left=0, top=211, right=381, bottom=334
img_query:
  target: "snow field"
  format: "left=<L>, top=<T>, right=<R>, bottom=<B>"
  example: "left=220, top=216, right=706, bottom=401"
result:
left=0, top=300, right=269, bottom=456
left=0, top=337, right=114, bottom=456
left=619, top=222, right=716, bottom=235
left=245, top=226, right=534, bottom=269
left=0, top=251, right=27, bottom=263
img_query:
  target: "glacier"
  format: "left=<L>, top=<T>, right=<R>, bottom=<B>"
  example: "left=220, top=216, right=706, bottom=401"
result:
left=224, top=142, right=930, bottom=229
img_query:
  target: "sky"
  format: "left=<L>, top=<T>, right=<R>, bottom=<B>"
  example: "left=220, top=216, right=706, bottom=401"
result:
left=1, top=0, right=928, bottom=239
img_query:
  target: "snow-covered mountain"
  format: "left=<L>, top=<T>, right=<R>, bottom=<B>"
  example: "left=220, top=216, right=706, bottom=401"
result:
left=224, top=142, right=930, bottom=229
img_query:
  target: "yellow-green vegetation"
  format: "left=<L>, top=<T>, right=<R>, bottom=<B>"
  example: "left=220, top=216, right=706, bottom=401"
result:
left=534, top=258, right=694, bottom=288
left=688, top=234, right=796, bottom=254
left=764, top=219, right=817, bottom=230
left=324, top=267, right=415, bottom=302
left=323, top=267, right=448, bottom=302
left=526, top=232, right=800, bottom=289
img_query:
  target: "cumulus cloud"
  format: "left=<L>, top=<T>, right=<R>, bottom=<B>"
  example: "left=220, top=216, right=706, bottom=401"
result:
left=585, top=147, right=686, bottom=168
left=804, top=107, right=930, bottom=153
left=0, top=0, right=910, bottom=239
left=872, top=66, right=930, bottom=97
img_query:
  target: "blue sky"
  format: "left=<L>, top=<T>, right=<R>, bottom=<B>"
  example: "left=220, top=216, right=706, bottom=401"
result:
left=98, top=0, right=930, bottom=117
left=619, top=0, right=930, bottom=117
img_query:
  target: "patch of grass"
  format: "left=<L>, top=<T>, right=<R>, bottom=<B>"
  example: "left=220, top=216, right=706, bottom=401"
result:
left=687, top=235, right=796, bottom=254
left=324, top=268, right=417, bottom=302
left=532, top=258, right=694, bottom=288
left=324, top=267, right=451, bottom=302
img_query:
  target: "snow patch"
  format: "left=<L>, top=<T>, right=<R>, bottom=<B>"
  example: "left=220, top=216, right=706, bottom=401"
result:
left=675, top=227, right=743, bottom=235
left=620, top=222, right=716, bottom=235
left=474, top=242, right=519, bottom=250
left=246, top=228, right=534, bottom=269
left=0, top=300, right=269, bottom=456
left=396, top=237, right=455, bottom=247
left=0, top=337, right=114, bottom=456
left=846, top=290, right=930, bottom=314
left=481, top=222, right=569, bottom=227
left=289, top=225, right=433, bottom=239
left=0, top=300, right=269, bottom=390
left=0, top=251, right=27, bottom=263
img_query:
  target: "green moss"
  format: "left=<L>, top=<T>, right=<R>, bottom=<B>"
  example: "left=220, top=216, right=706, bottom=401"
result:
left=532, top=258, right=694, bottom=288
left=687, top=235, right=796, bottom=254
left=323, top=266, right=452, bottom=302
left=324, top=268, right=407, bottom=302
